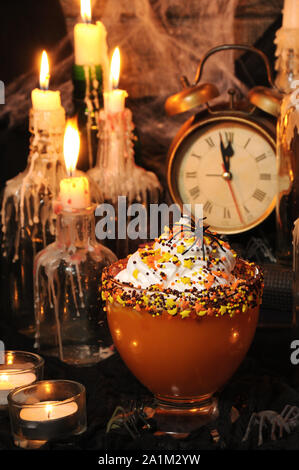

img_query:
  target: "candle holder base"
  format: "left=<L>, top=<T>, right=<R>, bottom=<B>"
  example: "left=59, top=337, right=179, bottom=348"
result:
left=13, top=435, right=48, bottom=449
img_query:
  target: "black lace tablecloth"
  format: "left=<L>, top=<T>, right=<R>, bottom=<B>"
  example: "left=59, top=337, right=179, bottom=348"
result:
left=1, top=319, right=299, bottom=454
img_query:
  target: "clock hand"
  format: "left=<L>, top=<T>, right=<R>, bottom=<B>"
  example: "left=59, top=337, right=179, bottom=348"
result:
left=219, top=133, right=230, bottom=174
left=221, top=162, right=245, bottom=225
left=219, top=133, right=234, bottom=175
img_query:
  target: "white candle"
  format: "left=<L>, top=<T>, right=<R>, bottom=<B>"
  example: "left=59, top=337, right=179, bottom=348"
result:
left=20, top=401, right=78, bottom=422
left=59, top=120, right=91, bottom=210
left=0, top=370, right=36, bottom=405
left=31, top=50, right=62, bottom=111
left=282, top=0, right=299, bottom=28
left=104, top=47, right=128, bottom=114
left=74, top=0, right=108, bottom=66
left=60, top=176, right=90, bottom=210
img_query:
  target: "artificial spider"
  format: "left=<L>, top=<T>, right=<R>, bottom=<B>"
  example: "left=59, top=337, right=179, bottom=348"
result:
left=169, top=217, right=225, bottom=258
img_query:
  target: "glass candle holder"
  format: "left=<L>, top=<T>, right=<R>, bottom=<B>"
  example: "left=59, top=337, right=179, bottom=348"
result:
left=34, top=204, right=117, bottom=366
left=8, top=379, right=86, bottom=449
left=88, top=107, right=162, bottom=259
left=0, top=107, right=66, bottom=336
left=0, top=351, right=44, bottom=409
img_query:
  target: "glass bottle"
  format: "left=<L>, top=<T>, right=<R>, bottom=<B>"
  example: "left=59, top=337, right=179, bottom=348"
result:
left=0, top=107, right=66, bottom=335
left=72, top=64, right=104, bottom=171
left=88, top=107, right=162, bottom=259
left=34, top=204, right=117, bottom=366
left=275, top=27, right=299, bottom=263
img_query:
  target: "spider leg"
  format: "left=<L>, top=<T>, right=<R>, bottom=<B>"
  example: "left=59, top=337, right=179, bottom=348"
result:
left=270, top=417, right=279, bottom=441
left=242, top=413, right=258, bottom=442
left=258, top=415, right=266, bottom=446
left=282, top=405, right=299, bottom=429
left=280, top=405, right=291, bottom=419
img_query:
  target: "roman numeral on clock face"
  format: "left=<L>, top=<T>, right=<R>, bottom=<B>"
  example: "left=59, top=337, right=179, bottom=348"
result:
left=189, top=186, right=200, bottom=199
left=186, top=171, right=197, bottom=178
left=260, top=173, right=271, bottom=180
left=244, top=138, right=251, bottom=149
left=203, top=200, right=213, bottom=214
left=223, top=207, right=231, bottom=219
left=191, top=153, right=202, bottom=159
left=253, top=189, right=266, bottom=202
left=255, top=153, right=266, bottom=163
left=225, top=132, right=234, bottom=144
left=205, top=137, right=215, bottom=148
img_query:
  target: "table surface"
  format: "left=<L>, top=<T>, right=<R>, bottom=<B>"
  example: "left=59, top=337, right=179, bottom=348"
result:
left=1, top=318, right=299, bottom=452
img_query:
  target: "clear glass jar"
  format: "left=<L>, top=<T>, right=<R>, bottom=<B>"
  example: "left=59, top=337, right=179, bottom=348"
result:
left=1, top=108, right=66, bottom=336
left=34, top=205, right=117, bottom=366
left=88, top=108, right=162, bottom=259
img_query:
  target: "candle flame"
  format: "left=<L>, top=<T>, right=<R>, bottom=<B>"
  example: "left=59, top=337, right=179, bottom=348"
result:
left=45, top=404, right=53, bottom=419
left=63, top=119, right=80, bottom=176
left=110, top=47, right=121, bottom=90
left=40, top=50, right=50, bottom=90
left=81, top=0, right=91, bottom=23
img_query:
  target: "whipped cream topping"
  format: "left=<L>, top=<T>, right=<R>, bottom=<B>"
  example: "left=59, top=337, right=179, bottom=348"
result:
left=115, top=217, right=237, bottom=292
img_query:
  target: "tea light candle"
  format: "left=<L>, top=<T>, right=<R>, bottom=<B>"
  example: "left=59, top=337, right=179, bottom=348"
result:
left=8, top=380, right=86, bottom=448
left=74, top=0, right=108, bottom=66
left=0, top=370, right=36, bottom=406
left=104, top=47, right=128, bottom=114
left=0, top=351, right=43, bottom=407
left=20, top=401, right=78, bottom=421
left=31, top=51, right=62, bottom=111
left=19, top=401, right=79, bottom=440
left=59, top=120, right=91, bottom=210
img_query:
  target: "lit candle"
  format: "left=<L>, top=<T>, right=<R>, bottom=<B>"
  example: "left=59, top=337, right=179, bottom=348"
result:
left=31, top=51, right=62, bottom=110
left=20, top=401, right=78, bottom=422
left=282, top=0, right=299, bottom=28
left=59, top=120, right=91, bottom=210
left=0, top=370, right=36, bottom=406
left=104, top=47, right=128, bottom=114
left=74, top=0, right=108, bottom=66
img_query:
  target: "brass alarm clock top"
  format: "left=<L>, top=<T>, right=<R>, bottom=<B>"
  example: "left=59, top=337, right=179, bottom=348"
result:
left=165, top=43, right=281, bottom=118
left=165, top=83, right=220, bottom=116
left=248, top=86, right=282, bottom=118
left=165, top=44, right=279, bottom=236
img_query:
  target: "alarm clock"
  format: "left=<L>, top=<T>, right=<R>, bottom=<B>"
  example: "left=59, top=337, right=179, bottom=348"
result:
left=165, top=44, right=282, bottom=235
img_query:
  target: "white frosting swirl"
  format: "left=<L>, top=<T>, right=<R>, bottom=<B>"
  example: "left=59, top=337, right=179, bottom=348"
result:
left=115, top=217, right=236, bottom=292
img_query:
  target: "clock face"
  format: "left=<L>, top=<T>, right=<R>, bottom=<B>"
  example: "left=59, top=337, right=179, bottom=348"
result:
left=168, top=117, right=277, bottom=234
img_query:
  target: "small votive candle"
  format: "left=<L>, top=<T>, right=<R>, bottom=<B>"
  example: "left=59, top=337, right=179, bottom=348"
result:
left=0, top=351, right=44, bottom=408
left=8, top=380, right=87, bottom=449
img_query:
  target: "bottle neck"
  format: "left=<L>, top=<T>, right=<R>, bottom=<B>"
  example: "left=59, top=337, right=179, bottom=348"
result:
left=28, top=107, right=66, bottom=166
left=55, top=207, right=96, bottom=250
